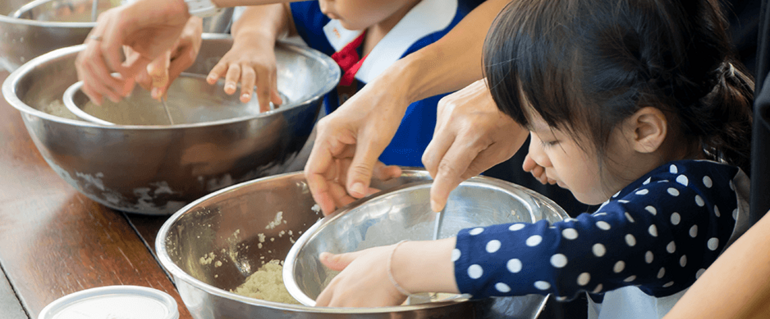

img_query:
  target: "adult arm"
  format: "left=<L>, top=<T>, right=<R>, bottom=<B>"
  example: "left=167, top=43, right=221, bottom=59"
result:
left=304, top=0, right=513, bottom=215
left=664, top=210, right=770, bottom=319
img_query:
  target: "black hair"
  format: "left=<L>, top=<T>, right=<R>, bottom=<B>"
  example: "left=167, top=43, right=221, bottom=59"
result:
left=483, top=0, right=753, bottom=174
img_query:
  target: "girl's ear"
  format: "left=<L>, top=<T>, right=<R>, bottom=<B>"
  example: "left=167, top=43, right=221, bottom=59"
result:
left=626, top=107, right=668, bottom=154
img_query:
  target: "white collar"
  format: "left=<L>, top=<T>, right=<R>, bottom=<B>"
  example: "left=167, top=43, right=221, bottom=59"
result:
left=322, top=0, right=459, bottom=83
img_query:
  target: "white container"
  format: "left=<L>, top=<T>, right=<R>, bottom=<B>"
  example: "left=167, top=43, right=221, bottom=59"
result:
left=38, top=285, right=179, bottom=319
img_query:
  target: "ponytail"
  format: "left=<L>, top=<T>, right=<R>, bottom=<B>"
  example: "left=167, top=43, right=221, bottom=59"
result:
left=691, top=61, right=754, bottom=174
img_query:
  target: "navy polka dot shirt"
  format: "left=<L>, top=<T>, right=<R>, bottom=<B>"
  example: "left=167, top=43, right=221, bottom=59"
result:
left=453, top=160, right=739, bottom=300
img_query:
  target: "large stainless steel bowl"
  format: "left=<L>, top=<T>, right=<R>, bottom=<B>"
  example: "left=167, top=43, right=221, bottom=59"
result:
left=284, top=177, right=569, bottom=313
left=2, top=34, right=340, bottom=214
left=155, top=170, right=568, bottom=319
left=0, top=0, right=232, bottom=72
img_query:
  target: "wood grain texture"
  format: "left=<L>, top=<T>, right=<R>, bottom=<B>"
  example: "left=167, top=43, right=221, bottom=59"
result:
left=0, top=71, right=192, bottom=319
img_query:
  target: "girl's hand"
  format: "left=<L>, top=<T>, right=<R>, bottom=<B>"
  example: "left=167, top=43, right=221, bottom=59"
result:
left=206, top=36, right=283, bottom=112
left=522, top=154, right=557, bottom=185
left=316, top=245, right=408, bottom=307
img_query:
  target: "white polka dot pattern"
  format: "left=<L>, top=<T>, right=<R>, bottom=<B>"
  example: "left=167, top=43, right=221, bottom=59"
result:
left=625, top=234, right=636, bottom=247
left=614, top=261, right=625, bottom=273
left=707, top=238, right=719, bottom=251
left=507, top=259, right=522, bottom=273
left=645, top=206, right=657, bottom=215
left=592, top=244, right=606, bottom=257
left=551, top=254, right=568, bottom=268
left=592, top=284, right=603, bottom=294
left=666, top=241, right=676, bottom=253
left=526, top=235, right=542, bottom=247
left=578, top=273, right=590, bottom=286
left=452, top=249, right=461, bottom=262
left=468, top=265, right=483, bottom=279
left=670, top=212, right=681, bottom=225
left=668, top=188, right=680, bottom=196
left=486, top=240, right=501, bottom=253
left=450, top=161, right=739, bottom=299
left=676, top=175, right=689, bottom=186
left=649, top=224, right=658, bottom=237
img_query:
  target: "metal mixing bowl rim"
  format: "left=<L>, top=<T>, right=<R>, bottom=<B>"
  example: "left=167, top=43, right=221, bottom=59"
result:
left=0, top=12, right=95, bottom=28
left=283, top=175, right=568, bottom=307
left=2, top=33, right=341, bottom=130
left=155, top=170, right=483, bottom=313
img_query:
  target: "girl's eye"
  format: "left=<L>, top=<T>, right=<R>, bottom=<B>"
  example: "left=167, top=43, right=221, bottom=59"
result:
left=541, top=140, right=559, bottom=148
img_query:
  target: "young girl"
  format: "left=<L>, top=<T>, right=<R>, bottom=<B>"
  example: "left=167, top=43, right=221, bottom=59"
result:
left=314, top=0, right=755, bottom=317
left=207, top=0, right=483, bottom=167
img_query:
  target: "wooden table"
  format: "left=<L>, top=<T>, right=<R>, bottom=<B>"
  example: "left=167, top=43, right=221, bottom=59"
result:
left=0, top=70, right=193, bottom=319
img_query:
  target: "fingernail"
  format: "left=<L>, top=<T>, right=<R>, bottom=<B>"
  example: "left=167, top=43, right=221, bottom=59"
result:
left=319, top=252, right=330, bottom=261
left=151, top=87, right=159, bottom=99
left=431, top=200, right=439, bottom=212
left=350, top=182, right=365, bottom=196
left=241, top=93, right=250, bottom=100
left=226, top=83, right=236, bottom=91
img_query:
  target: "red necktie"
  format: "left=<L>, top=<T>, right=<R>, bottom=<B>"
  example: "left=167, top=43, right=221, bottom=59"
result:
left=331, top=32, right=368, bottom=86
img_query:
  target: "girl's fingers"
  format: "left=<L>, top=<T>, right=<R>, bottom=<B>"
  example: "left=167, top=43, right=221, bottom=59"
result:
left=207, top=62, right=228, bottom=84
left=239, top=65, right=256, bottom=103
left=224, top=64, right=241, bottom=95
left=255, top=66, right=272, bottom=112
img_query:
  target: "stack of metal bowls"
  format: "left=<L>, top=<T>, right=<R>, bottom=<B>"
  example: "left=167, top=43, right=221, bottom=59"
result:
left=2, top=35, right=340, bottom=214
left=156, top=170, right=569, bottom=319
left=0, top=0, right=232, bottom=72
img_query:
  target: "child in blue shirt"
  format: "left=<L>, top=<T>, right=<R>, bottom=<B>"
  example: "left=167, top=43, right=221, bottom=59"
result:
left=314, top=0, right=755, bottom=316
left=207, top=0, right=482, bottom=167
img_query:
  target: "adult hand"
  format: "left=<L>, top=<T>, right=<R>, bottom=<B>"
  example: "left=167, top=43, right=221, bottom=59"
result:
left=206, top=32, right=283, bottom=112
left=315, top=245, right=407, bottom=307
left=127, top=16, right=203, bottom=99
left=304, top=72, right=406, bottom=215
left=75, top=0, right=192, bottom=105
left=422, top=79, right=529, bottom=212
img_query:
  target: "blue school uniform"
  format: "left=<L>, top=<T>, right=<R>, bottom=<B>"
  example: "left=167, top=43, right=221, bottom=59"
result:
left=289, top=0, right=482, bottom=167
left=453, top=160, right=752, bottom=319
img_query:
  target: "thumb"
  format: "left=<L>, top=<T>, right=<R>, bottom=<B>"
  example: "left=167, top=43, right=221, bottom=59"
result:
left=147, top=51, right=171, bottom=99
left=319, top=251, right=360, bottom=271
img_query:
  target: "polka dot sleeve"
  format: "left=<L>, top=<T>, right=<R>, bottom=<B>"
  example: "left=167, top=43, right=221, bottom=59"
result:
left=453, top=161, right=739, bottom=300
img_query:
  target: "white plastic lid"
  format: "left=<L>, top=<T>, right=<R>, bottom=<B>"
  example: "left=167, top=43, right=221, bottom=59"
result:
left=38, top=285, right=179, bottom=319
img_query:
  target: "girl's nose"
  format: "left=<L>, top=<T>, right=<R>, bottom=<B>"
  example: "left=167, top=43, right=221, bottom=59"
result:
left=527, top=133, right=552, bottom=168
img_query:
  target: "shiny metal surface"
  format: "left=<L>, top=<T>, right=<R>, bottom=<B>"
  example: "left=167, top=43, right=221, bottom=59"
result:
left=157, top=170, right=560, bottom=319
left=0, top=0, right=232, bottom=72
left=2, top=35, right=340, bottom=214
left=62, top=73, right=284, bottom=125
left=284, top=177, right=568, bottom=317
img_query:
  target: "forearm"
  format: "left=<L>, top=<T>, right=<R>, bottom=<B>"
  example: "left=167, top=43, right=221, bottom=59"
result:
left=231, top=4, right=289, bottom=42
left=392, top=238, right=459, bottom=294
left=212, top=0, right=294, bottom=7
left=665, top=211, right=770, bottom=319
left=395, top=0, right=511, bottom=103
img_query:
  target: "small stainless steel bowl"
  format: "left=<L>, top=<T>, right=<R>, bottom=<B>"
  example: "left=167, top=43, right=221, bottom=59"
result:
left=2, top=35, right=340, bottom=214
left=62, top=74, right=284, bottom=126
left=283, top=177, right=568, bottom=310
left=155, top=170, right=567, bottom=319
left=0, top=0, right=232, bottom=72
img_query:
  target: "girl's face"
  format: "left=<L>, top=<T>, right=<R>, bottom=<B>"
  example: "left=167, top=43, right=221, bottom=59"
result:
left=527, top=115, right=634, bottom=205
left=318, top=0, right=417, bottom=30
